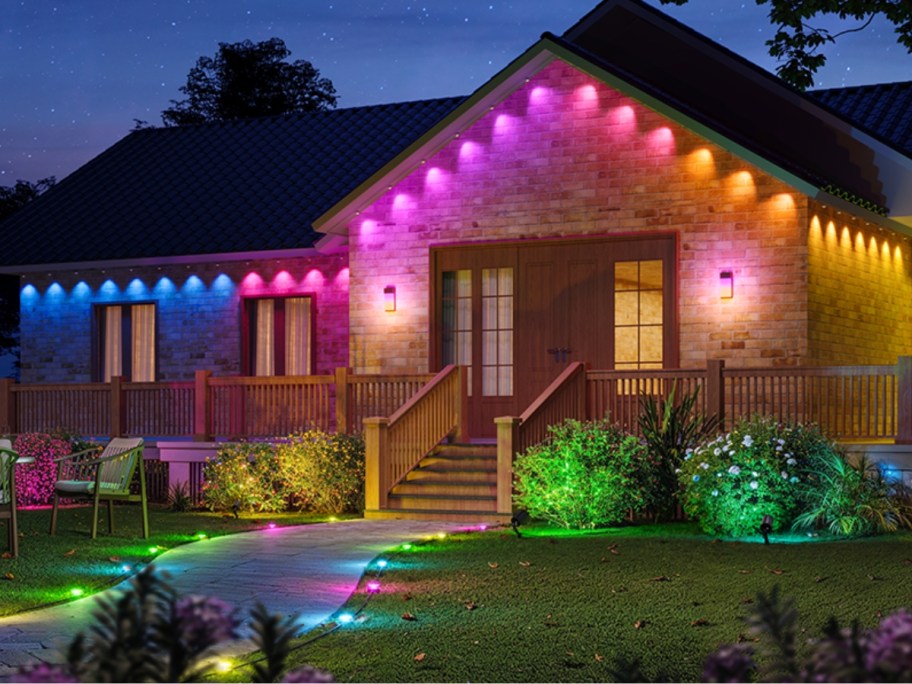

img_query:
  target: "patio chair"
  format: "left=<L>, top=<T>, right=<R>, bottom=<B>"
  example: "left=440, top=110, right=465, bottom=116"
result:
left=0, top=438, right=19, bottom=557
left=49, top=437, right=149, bottom=539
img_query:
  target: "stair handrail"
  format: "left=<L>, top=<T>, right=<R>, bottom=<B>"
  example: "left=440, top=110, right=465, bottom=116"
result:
left=364, top=364, right=466, bottom=511
left=494, top=361, right=587, bottom=514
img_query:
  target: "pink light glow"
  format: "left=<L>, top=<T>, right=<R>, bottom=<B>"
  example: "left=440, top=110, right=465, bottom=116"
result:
left=529, top=86, right=550, bottom=105
left=335, top=267, right=350, bottom=287
left=576, top=84, right=598, bottom=103
left=608, top=105, right=637, bottom=136
left=366, top=581, right=381, bottom=593
left=494, top=113, right=514, bottom=136
left=304, top=268, right=325, bottom=288
left=268, top=522, right=277, bottom=529
left=360, top=219, right=377, bottom=235
left=646, top=126, right=676, bottom=156
left=241, top=272, right=264, bottom=292
left=392, top=193, right=412, bottom=213
left=272, top=270, right=296, bottom=292
left=425, top=166, right=444, bottom=189
left=459, top=140, right=480, bottom=162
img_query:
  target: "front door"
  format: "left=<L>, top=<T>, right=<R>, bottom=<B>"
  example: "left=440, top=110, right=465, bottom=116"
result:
left=433, top=235, right=676, bottom=437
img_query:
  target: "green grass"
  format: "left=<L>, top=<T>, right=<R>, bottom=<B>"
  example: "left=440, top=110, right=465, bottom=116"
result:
left=256, top=522, right=912, bottom=683
left=0, top=504, right=353, bottom=616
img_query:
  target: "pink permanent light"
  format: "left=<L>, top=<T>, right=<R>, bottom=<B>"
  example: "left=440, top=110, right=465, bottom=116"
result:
left=272, top=270, right=296, bottom=292
left=425, top=166, right=443, bottom=189
left=529, top=86, right=550, bottom=106
left=459, top=140, right=480, bottom=162
left=646, top=126, right=675, bottom=156
left=609, top=105, right=637, bottom=135
left=494, top=113, right=514, bottom=136
left=268, top=522, right=277, bottom=529
left=576, top=84, right=598, bottom=105
left=366, top=581, right=381, bottom=593
left=304, top=268, right=325, bottom=288
left=241, top=272, right=264, bottom=292
left=392, top=193, right=412, bottom=213
left=360, top=219, right=377, bottom=235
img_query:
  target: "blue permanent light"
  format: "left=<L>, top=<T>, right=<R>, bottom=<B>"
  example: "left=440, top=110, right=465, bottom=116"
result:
left=21, top=284, right=38, bottom=301
left=46, top=282, right=65, bottom=298
left=182, top=275, right=204, bottom=293
left=879, top=462, right=903, bottom=484
left=337, top=613, right=354, bottom=624
left=126, top=278, right=148, bottom=296
left=212, top=274, right=234, bottom=294
left=99, top=279, right=120, bottom=298
left=72, top=281, right=91, bottom=299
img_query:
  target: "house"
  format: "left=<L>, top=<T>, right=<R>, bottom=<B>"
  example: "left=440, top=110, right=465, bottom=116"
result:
left=2, top=0, right=912, bottom=519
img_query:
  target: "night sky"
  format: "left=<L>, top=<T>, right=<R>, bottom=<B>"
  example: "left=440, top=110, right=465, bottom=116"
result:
left=3, top=0, right=911, bottom=184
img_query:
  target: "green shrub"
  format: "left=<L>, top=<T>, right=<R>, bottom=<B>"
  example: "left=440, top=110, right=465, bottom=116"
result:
left=277, top=430, right=365, bottom=514
left=679, top=417, right=836, bottom=537
left=793, top=451, right=912, bottom=536
left=638, top=383, right=719, bottom=517
left=202, top=441, right=284, bottom=513
left=512, top=418, right=652, bottom=529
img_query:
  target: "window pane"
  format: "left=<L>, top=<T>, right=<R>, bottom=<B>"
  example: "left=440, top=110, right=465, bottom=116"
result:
left=254, top=299, right=275, bottom=376
left=615, top=262, right=639, bottom=291
left=499, top=366, right=513, bottom=395
left=499, top=330, right=513, bottom=364
left=498, top=267, right=513, bottom=296
left=131, top=304, right=156, bottom=382
left=457, top=269, right=471, bottom=297
left=615, top=327, right=638, bottom=364
left=482, top=268, right=497, bottom=296
left=615, top=291, right=639, bottom=327
left=640, top=289, right=663, bottom=325
left=482, top=297, right=497, bottom=329
left=482, top=367, right=497, bottom=396
left=285, top=297, right=311, bottom=375
left=457, top=298, right=472, bottom=328
left=103, top=307, right=123, bottom=382
left=640, top=260, right=663, bottom=289
left=482, top=331, right=498, bottom=365
left=640, top=325, right=663, bottom=364
left=498, top=296, right=513, bottom=330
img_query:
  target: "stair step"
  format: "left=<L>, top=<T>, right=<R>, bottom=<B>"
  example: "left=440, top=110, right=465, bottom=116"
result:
left=393, top=481, right=497, bottom=497
left=433, top=444, right=497, bottom=458
left=387, top=493, right=497, bottom=511
left=420, top=456, right=495, bottom=469
left=406, top=468, right=496, bottom=482
left=364, top=508, right=510, bottom=523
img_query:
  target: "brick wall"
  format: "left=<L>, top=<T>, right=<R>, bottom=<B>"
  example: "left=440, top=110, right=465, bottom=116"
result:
left=807, top=202, right=912, bottom=364
left=19, top=254, right=349, bottom=383
left=348, top=59, right=811, bottom=373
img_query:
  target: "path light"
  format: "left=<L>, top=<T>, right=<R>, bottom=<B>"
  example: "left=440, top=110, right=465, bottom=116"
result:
left=338, top=613, right=354, bottom=624
left=366, top=581, right=381, bottom=593
left=760, top=515, right=773, bottom=545
left=511, top=510, right=530, bottom=538
left=376, top=559, right=388, bottom=569
left=384, top=285, right=396, bottom=312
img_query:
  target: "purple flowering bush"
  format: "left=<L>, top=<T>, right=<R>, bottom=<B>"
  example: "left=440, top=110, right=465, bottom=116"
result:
left=704, top=587, right=912, bottom=683
left=13, top=432, right=73, bottom=506
left=16, top=567, right=333, bottom=683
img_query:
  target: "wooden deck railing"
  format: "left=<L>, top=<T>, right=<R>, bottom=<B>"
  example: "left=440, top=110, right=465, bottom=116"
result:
left=494, top=362, right=587, bottom=515
left=0, top=368, right=433, bottom=439
left=363, top=365, right=466, bottom=511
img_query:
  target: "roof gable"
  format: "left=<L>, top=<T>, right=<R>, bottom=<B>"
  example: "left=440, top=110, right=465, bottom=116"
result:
left=0, top=97, right=463, bottom=269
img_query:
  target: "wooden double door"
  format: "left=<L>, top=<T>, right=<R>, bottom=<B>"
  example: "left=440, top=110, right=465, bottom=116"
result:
left=432, top=235, right=676, bottom=437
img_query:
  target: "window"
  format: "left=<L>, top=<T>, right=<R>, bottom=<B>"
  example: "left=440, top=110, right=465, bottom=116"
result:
left=441, top=270, right=473, bottom=394
left=481, top=267, right=513, bottom=397
left=96, top=303, right=156, bottom=382
left=245, top=296, right=312, bottom=376
left=614, top=259, right=663, bottom=370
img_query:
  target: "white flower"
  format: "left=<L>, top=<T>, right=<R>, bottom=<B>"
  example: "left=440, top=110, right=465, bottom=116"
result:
left=674, top=468, right=681, bottom=474
left=700, top=462, right=709, bottom=470
left=750, top=480, right=759, bottom=490
left=752, top=472, right=759, bottom=477
left=711, top=489, right=719, bottom=497
left=742, top=435, right=754, bottom=447
left=728, top=465, right=741, bottom=475
left=781, top=471, right=788, bottom=479
left=776, top=445, right=783, bottom=452
left=777, top=438, right=785, bottom=446
left=786, top=458, right=797, bottom=466
left=684, top=452, right=692, bottom=461
left=713, top=448, right=721, bottom=456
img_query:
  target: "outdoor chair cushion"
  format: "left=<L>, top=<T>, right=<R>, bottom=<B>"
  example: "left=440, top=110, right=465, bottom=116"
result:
left=54, top=480, right=124, bottom=495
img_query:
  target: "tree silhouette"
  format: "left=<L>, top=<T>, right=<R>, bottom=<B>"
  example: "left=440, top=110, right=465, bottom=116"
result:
left=161, top=38, right=337, bottom=126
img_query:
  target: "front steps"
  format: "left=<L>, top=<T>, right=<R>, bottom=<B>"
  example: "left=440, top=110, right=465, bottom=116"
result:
left=364, top=443, right=511, bottom=523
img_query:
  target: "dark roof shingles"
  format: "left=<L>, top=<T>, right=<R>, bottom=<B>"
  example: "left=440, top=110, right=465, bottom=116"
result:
left=0, top=97, right=464, bottom=267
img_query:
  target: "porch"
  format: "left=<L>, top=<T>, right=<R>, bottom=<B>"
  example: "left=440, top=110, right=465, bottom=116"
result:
left=2, top=360, right=911, bottom=517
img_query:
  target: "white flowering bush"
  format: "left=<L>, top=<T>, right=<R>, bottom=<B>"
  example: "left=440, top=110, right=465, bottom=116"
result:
left=678, top=416, right=837, bottom=537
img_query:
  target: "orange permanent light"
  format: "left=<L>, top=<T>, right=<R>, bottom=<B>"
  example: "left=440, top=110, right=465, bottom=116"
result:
left=719, top=271, right=733, bottom=299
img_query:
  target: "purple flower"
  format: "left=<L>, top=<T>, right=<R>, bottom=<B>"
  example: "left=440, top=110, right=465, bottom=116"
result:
left=866, top=609, right=912, bottom=680
left=702, top=643, right=755, bottom=683
left=283, top=665, right=336, bottom=682
left=802, top=627, right=867, bottom=683
left=174, top=595, right=239, bottom=653
left=15, top=663, right=78, bottom=683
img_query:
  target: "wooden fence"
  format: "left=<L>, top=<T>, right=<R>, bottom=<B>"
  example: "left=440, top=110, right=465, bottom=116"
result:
left=0, top=368, right=433, bottom=440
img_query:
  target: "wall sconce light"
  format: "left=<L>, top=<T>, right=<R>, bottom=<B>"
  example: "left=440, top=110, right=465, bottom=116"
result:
left=719, top=271, right=733, bottom=299
left=383, top=285, right=396, bottom=312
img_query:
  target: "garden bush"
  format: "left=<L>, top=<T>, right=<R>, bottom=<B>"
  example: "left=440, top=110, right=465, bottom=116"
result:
left=277, top=430, right=365, bottom=514
left=202, top=441, right=284, bottom=513
left=513, top=418, right=653, bottom=529
left=793, top=451, right=912, bottom=537
left=679, top=416, right=837, bottom=537
left=13, top=432, right=74, bottom=506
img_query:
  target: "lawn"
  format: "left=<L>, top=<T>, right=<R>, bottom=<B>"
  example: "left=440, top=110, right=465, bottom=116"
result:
left=263, top=522, right=912, bottom=683
left=0, top=504, right=351, bottom=617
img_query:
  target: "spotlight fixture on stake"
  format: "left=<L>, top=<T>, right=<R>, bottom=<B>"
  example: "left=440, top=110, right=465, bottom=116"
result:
left=384, top=285, right=396, bottom=312
left=719, top=270, right=734, bottom=299
left=760, top=514, right=773, bottom=545
left=511, top=510, right=530, bottom=538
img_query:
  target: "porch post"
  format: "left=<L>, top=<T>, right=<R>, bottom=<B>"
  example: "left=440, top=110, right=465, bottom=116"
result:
left=363, top=417, right=389, bottom=510
left=193, top=370, right=213, bottom=441
left=457, top=365, right=470, bottom=442
left=0, top=378, right=16, bottom=434
left=335, top=367, right=350, bottom=434
left=897, top=357, right=912, bottom=444
left=110, top=376, right=126, bottom=438
left=705, top=359, right=725, bottom=432
left=494, top=416, right=520, bottom=516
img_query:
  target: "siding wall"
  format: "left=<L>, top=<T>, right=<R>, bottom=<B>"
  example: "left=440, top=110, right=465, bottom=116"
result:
left=347, top=59, right=813, bottom=374
left=19, top=254, right=349, bottom=383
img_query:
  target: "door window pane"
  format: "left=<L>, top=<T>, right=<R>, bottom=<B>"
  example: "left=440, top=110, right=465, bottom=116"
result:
left=482, top=267, right=513, bottom=397
left=614, top=260, right=664, bottom=369
left=442, top=270, right=473, bottom=394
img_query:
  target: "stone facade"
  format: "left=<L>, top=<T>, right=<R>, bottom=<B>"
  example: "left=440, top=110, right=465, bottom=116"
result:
left=19, top=254, right=349, bottom=383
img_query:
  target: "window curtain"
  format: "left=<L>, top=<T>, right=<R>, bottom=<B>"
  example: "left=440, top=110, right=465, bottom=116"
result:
left=131, top=304, right=156, bottom=382
left=103, top=307, right=122, bottom=382
left=255, top=299, right=275, bottom=376
left=284, top=297, right=311, bottom=375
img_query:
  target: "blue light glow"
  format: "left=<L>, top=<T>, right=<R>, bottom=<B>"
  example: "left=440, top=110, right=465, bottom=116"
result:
left=153, top=277, right=176, bottom=295
left=212, top=274, right=234, bottom=294
left=879, top=462, right=903, bottom=484
left=72, top=281, right=91, bottom=299
left=182, top=275, right=204, bottom=293
left=127, top=278, right=148, bottom=296
left=99, top=279, right=120, bottom=298
left=21, top=284, right=38, bottom=301
left=337, top=613, right=354, bottom=624
left=46, top=282, right=64, bottom=298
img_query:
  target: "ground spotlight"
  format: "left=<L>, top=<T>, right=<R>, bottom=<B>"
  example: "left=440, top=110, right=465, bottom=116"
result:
left=511, top=510, right=529, bottom=538
left=760, top=514, right=773, bottom=545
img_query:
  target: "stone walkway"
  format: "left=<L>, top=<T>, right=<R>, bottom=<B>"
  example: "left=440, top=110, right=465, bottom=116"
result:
left=0, top=519, right=473, bottom=680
